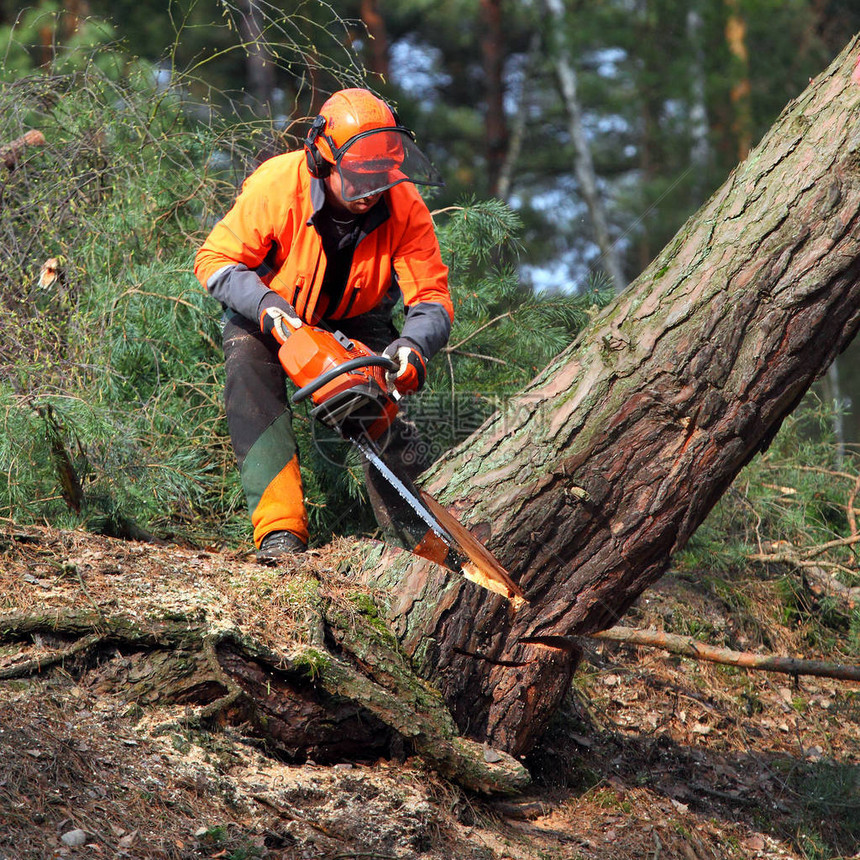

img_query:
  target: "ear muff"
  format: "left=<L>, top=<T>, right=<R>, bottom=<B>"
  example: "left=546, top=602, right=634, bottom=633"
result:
left=304, top=115, right=330, bottom=178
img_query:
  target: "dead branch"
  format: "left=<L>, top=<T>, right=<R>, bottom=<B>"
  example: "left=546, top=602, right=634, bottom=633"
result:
left=746, top=541, right=860, bottom=608
left=445, top=312, right=515, bottom=351
left=802, top=564, right=860, bottom=609
left=748, top=535, right=860, bottom=562
left=1, top=130, right=47, bottom=170
left=585, top=626, right=860, bottom=682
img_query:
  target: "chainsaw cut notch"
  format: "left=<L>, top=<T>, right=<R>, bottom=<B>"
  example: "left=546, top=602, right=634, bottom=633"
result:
left=462, top=562, right=527, bottom=610
left=419, top=491, right=527, bottom=609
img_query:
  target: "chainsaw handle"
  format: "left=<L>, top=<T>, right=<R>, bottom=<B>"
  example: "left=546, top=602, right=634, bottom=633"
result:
left=291, top=355, right=398, bottom=405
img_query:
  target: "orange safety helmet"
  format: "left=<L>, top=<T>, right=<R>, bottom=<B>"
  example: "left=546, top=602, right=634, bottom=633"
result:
left=304, top=88, right=443, bottom=201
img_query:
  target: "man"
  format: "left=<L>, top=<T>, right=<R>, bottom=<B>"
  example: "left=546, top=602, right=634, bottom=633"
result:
left=194, top=88, right=453, bottom=562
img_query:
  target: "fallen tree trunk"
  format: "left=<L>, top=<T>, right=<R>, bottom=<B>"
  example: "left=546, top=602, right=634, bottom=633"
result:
left=367, top=35, right=860, bottom=754
left=0, top=531, right=529, bottom=796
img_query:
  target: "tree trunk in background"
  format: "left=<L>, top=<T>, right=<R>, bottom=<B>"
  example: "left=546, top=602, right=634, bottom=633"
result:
left=62, top=0, right=89, bottom=38
left=497, top=31, right=539, bottom=202
left=823, top=361, right=846, bottom=468
left=540, top=0, right=626, bottom=293
left=725, top=0, right=753, bottom=161
left=369, top=35, right=860, bottom=755
left=360, top=0, right=389, bottom=79
left=480, top=0, right=508, bottom=196
left=634, top=2, right=658, bottom=276
left=236, top=0, right=275, bottom=111
left=687, top=5, right=711, bottom=199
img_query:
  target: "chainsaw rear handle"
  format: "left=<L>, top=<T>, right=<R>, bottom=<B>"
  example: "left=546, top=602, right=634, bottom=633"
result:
left=291, top=355, right=398, bottom=405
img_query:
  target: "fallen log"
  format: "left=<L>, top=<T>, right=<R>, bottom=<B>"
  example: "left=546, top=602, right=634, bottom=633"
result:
left=0, top=594, right=530, bottom=796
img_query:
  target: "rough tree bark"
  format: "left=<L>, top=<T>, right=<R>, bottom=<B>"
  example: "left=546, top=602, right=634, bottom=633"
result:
left=367, top=35, right=860, bottom=755
left=0, top=532, right=530, bottom=796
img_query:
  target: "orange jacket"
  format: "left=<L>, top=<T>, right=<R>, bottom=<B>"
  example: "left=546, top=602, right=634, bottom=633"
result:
left=195, top=151, right=452, bottom=354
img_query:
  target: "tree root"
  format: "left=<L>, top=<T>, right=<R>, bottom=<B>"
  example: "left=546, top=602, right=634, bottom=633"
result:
left=0, top=631, right=105, bottom=679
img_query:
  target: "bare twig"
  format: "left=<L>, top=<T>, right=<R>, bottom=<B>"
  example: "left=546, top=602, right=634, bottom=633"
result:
left=798, top=533, right=860, bottom=558
left=429, top=205, right=465, bottom=218
left=446, top=312, right=514, bottom=351
left=445, top=349, right=510, bottom=365
left=793, top=464, right=858, bottom=482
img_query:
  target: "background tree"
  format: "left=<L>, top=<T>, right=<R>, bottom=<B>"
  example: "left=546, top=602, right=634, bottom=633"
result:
left=724, top=0, right=753, bottom=161
left=233, top=0, right=275, bottom=112
left=358, top=0, right=389, bottom=78
left=539, top=0, right=626, bottom=292
left=7, top=0, right=857, bottom=292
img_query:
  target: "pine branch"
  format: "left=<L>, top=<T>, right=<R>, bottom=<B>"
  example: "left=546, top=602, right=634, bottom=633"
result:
left=447, top=312, right=514, bottom=350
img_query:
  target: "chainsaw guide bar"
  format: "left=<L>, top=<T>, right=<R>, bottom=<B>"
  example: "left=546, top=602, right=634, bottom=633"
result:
left=354, top=436, right=526, bottom=608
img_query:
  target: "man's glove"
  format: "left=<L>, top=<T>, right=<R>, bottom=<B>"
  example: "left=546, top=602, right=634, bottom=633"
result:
left=383, top=338, right=426, bottom=395
left=259, top=293, right=301, bottom=344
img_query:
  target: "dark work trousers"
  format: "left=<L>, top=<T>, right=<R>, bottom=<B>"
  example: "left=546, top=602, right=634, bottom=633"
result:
left=223, top=313, right=308, bottom=547
left=222, top=308, right=430, bottom=547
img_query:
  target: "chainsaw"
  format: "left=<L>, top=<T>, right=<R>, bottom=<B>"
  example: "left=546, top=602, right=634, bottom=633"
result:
left=263, top=306, right=526, bottom=607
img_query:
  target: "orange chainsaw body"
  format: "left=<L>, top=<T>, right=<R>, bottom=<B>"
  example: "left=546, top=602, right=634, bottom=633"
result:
left=277, top=324, right=398, bottom=442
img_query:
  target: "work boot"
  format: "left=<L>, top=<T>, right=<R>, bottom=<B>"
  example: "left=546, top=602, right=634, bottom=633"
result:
left=256, top=530, right=307, bottom=565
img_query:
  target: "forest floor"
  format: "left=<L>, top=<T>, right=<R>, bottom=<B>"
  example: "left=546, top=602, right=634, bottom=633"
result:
left=0, top=525, right=858, bottom=860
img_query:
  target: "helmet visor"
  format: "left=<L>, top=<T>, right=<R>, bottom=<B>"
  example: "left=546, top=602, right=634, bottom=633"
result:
left=330, top=127, right=443, bottom=201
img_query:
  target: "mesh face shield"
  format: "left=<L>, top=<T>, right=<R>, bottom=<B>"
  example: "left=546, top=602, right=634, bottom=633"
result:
left=325, top=126, right=444, bottom=201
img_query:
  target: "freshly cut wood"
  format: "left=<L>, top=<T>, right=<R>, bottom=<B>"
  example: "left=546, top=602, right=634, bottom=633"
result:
left=1, top=129, right=46, bottom=169
left=420, top=489, right=526, bottom=607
